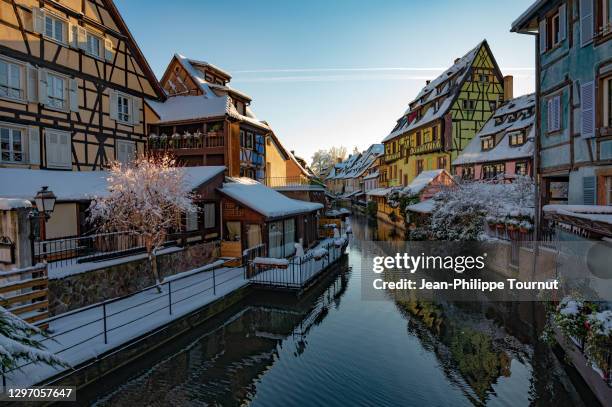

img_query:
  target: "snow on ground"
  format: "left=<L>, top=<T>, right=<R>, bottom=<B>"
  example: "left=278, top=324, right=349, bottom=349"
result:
left=5, top=265, right=247, bottom=387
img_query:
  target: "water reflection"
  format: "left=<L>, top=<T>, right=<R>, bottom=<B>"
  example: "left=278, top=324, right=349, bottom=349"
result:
left=89, top=215, right=596, bottom=407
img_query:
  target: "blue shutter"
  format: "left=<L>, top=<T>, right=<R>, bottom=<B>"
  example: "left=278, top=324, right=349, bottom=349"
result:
left=583, top=176, right=596, bottom=205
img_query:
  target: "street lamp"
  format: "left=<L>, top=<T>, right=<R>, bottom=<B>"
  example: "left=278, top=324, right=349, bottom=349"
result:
left=34, top=186, right=57, bottom=220
left=30, top=186, right=56, bottom=265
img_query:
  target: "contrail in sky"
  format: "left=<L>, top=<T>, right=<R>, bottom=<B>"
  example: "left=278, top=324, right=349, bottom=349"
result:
left=232, top=67, right=535, bottom=74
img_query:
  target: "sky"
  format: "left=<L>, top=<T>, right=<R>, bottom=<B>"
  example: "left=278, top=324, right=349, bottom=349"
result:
left=116, top=0, right=536, bottom=164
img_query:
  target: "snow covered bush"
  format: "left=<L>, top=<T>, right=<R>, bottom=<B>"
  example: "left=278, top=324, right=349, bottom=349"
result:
left=585, top=310, right=612, bottom=377
left=88, top=155, right=196, bottom=292
left=553, top=297, right=596, bottom=346
left=428, top=176, right=535, bottom=241
left=0, top=307, right=66, bottom=372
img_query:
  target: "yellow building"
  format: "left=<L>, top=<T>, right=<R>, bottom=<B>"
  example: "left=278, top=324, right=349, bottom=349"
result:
left=381, top=40, right=508, bottom=186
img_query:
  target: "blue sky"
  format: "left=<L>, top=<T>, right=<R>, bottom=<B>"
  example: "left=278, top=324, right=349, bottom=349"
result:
left=116, top=0, right=536, bottom=162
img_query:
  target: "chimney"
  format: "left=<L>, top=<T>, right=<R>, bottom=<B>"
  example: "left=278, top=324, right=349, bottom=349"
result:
left=336, top=157, right=342, bottom=164
left=454, top=58, right=460, bottom=64
left=503, top=75, right=514, bottom=101
left=426, top=80, right=431, bottom=85
left=291, top=150, right=295, bottom=155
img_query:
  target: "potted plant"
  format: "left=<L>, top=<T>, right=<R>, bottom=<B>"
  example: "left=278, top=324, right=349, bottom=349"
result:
left=518, top=221, right=532, bottom=234
left=554, top=297, right=596, bottom=350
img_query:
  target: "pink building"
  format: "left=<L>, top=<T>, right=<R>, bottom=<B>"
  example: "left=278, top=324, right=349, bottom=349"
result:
left=453, top=94, right=535, bottom=181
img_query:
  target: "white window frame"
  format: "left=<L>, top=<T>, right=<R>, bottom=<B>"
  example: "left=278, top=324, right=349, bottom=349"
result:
left=45, top=129, right=71, bottom=169
left=0, top=57, right=25, bottom=102
left=85, top=31, right=102, bottom=59
left=46, top=72, right=67, bottom=111
left=43, top=12, right=67, bottom=44
left=117, top=93, right=131, bottom=124
left=0, top=124, right=26, bottom=164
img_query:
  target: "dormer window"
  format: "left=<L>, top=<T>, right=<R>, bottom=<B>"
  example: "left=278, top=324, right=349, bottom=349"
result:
left=495, top=117, right=503, bottom=125
left=507, top=113, right=516, bottom=122
left=481, top=136, right=494, bottom=151
left=508, top=131, right=526, bottom=146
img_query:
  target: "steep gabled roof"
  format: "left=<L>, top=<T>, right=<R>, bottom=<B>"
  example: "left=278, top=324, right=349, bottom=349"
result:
left=383, top=40, right=501, bottom=143
left=102, top=0, right=165, bottom=99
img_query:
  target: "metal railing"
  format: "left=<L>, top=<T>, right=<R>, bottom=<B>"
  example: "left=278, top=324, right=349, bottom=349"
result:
left=34, top=231, right=192, bottom=269
left=248, top=240, right=346, bottom=289
left=1, top=259, right=244, bottom=388
left=263, top=176, right=324, bottom=189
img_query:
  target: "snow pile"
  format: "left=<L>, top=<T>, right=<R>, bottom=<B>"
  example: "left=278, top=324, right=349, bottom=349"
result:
left=295, top=242, right=305, bottom=258
left=310, top=248, right=328, bottom=259
left=588, top=310, right=612, bottom=336
left=544, top=204, right=612, bottom=226
left=253, top=257, right=289, bottom=267
left=0, top=198, right=32, bottom=210
left=558, top=297, right=584, bottom=316
left=334, top=237, right=347, bottom=247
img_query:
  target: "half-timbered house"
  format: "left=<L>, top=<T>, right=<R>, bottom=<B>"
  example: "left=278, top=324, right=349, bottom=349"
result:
left=0, top=0, right=165, bottom=171
left=146, top=54, right=269, bottom=182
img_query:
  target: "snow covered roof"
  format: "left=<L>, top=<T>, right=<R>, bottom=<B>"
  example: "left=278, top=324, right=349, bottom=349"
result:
left=327, top=144, right=384, bottom=180
left=406, top=199, right=435, bottom=214
left=0, top=198, right=31, bottom=210
left=219, top=177, right=323, bottom=219
left=0, top=167, right=226, bottom=201
left=363, top=171, right=379, bottom=180
left=383, top=41, right=486, bottom=143
left=366, top=187, right=397, bottom=197
left=453, top=94, right=535, bottom=166
left=148, top=54, right=269, bottom=130
left=402, top=169, right=451, bottom=196
left=543, top=205, right=612, bottom=225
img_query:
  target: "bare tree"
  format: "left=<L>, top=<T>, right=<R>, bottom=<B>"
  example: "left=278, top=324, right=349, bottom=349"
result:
left=328, top=146, right=347, bottom=163
left=310, top=149, right=333, bottom=177
left=88, top=155, right=196, bottom=292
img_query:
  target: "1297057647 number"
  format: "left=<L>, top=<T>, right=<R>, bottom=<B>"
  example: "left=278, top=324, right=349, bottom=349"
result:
left=0, top=386, right=76, bottom=401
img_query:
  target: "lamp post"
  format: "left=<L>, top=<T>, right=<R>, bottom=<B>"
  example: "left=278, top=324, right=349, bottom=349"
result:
left=29, top=186, right=57, bottom=265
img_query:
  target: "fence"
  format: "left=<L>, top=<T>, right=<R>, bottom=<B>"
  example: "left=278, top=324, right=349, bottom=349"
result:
left=34, top=231, right=190, bottom=269
left=1, top=259, right=245, bottom=388
left=248, top=241, right=346, bottom=289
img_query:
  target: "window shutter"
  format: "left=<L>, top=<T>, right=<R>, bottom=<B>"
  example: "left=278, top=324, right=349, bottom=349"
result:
left=109, top=90, right=118, bottom=120
left=28, top=127, right=40, bottom=165
left=539, top=19, right=547, bottom=53
left=45, top=131, right=58, bottom=167
left=26, top=64, right=38, bottom=102
left=45, top=130, right=71, bottom=169
left=581, top=81, right=595, bottom=137
left=580, top=0, right=594, bottom=46
left=32, top=7, right=44, bottom=34
left=116, top=141, right=126, bottom=163
left=554, top=96, right=561, bottom=131
left=104, top=38, right=114, bottom=61
left=68, top=24, right=78, bottom=48
left=69, top=78, right=79, bottom=112
left=559, top=4, right=567, bottom=41
left=37, top=68, right=48, bottom=106
left=132, top=97, right=141, bottom=125
left=77, top=26, right=87, bottom=50
left=583, top=176, right=596, bottom=204
left=59, top=132, right=71, bottom=168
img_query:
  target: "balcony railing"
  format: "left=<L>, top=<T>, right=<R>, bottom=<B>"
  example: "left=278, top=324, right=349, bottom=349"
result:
left=263, top=176, right=324, bottom=189
left=148, top=132, right=224, bottom=150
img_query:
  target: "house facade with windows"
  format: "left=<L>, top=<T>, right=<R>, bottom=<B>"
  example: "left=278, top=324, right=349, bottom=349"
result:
left=146, top=54, right=269, bottom=182
left=512, top=0, right=612, bottom=239
left=0, top=0, right=164, bottom=171
left=381, top=41, right=508, bottom=188
left=453, top=93, right=536, bottom=181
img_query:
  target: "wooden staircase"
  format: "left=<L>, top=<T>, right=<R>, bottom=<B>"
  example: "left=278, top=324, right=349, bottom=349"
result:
left=0, top=264, right=49, bottom=328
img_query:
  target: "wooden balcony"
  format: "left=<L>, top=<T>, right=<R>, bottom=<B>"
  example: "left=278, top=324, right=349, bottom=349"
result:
left=148, top=132, right=225, bottom=151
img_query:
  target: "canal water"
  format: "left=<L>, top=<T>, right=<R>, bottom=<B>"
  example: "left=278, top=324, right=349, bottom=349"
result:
left=87, top=214, right=597, bottom=406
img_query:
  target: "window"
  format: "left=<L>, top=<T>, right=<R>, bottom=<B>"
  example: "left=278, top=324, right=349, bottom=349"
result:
left=604, top=77, right=612, bottom=127
left=598, top=0, right=612, bottom=34
left=246, top=132, right=254, bottom=149
left=85, top=32, right=101, bottom=58
left=240, top=130, right=246, bottom=146
left=0, top=126, right=24, bottom=163
left=185, top=209, right=198, bottom=232
left=490, top=101, right=498, bottom=111
left=507, top=113, right=516, bottom=123
left=495, top=116, right=503, bottom=125
left=508, top=131, right=526, bottom=146
left=268, top=221, right=283, bottom=258
left=479, top=74, right=489, bottom=83
left=204, top=203, right=216, bottom=229
left=44, top=13, right=65, bottom=43
left=481, top=136, right=494, bottom=150
left=605, top=176, right=612, bottom=205
left=461, top=166, right=474, bottom=179
left=416, top=159, right=424, bottom=175
left=415, top=131, right=422, bottom=146
left=547, top=94, right=561, bottom=132
left=515, top=161, right=528, bottom=176
left=116, top=140, right=135, bottom=164
left=482, top=163, right=505, bottom=179
left=462, top=99, right=476, bottom=110
left=283, top=218, right=295, bottom=257
left=45, top=129, right=71, bottom=169
left=540, top=4, right=566, bottom=52
left=47, top=73, right=65, bottom=109
left=550, top=12, right=561, bottom=47
left=432, top=126, right=438, bottom=142
left=117, top=94, right=131, bottom=122
left=0, top=59, right=24, bottom=100
left=437, top=156, right=447, bottom=169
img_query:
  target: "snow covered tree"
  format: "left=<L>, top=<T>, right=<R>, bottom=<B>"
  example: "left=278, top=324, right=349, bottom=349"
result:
left=0, top=307, right=66, bottom=372
left=88, top=155, right=196, bottom=292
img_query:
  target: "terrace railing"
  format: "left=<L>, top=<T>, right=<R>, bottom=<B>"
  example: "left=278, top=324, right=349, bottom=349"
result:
left=263, top=176, right=324, bottom=189
left=148, top=132, right=225, bottom=150
left=34, top=231, right=191, bottom=269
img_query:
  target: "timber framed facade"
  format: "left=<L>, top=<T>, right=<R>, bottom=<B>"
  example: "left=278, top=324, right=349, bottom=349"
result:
left=0, top=0, right=164, bottom=172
